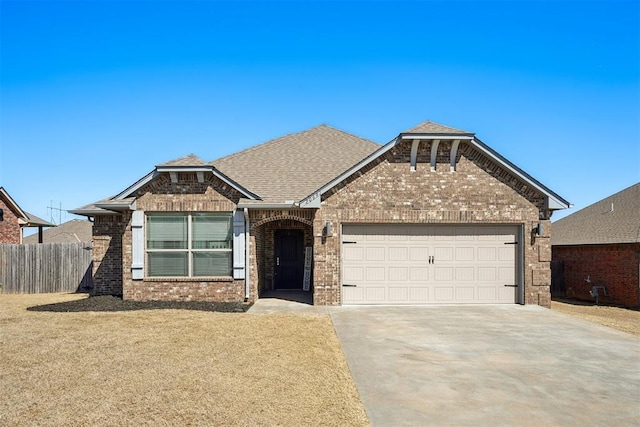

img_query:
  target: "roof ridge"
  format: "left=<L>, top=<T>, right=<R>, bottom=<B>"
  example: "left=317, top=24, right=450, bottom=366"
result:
left=211, top=124, right=377, bottom=165
left=157, top=153, right=205, bottom=167
left=402, top=120, right=472, bottom=135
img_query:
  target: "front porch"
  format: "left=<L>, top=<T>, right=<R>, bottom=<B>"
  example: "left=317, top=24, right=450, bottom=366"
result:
left=250, top=211, right=316, bottom=303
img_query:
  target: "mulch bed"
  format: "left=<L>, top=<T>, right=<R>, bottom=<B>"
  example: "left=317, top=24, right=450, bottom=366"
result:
left=26, top=294, right=253, bottom=313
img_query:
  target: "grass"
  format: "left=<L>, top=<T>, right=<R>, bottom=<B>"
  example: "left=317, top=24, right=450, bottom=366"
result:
left=0, top=293, right=368, bottom=427
left=551, top=298, right=640, bottom=336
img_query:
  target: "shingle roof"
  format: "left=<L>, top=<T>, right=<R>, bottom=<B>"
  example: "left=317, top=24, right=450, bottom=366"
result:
left=157, top=154, right=207, bottom=167
left=24, top=219, right=92, bottom=243
left=212, top=125, right=381, bottom=202
left=552, top=183, right=640, bottom=246
left=0, top=187, right=55, bottom=227
left=24, top=212, right=56, bottom=227
left=402, top=120, right=472, bottom=135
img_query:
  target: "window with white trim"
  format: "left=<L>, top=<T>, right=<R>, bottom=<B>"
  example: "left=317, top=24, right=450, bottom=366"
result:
left=146, top=213, right=233, bottom=277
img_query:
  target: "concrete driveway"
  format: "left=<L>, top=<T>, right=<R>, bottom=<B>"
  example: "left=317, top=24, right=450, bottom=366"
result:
left=330, top=305, right=640, bottom=427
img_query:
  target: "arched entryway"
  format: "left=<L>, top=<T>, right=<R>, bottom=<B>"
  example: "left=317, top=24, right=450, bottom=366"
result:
left=251, top=214, right=314, bottom=302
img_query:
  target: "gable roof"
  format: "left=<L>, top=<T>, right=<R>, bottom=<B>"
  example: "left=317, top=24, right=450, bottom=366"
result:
left=24, top=219, right=92, bottom=243
left=302, top=121, right=570, bottom=211
left=0, top=187, right=55, bottom=227
left=213, top=125, right=380, bottom=202
left=72, top=120, right=570, bottom=215
left=552, top=183, right=640, bottom=246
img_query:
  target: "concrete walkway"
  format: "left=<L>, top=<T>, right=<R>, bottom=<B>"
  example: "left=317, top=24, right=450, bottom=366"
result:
left=331, top=305, right=640, bottom=427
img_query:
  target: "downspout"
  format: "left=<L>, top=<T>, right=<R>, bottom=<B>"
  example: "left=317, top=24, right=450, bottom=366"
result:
left=244, top=208, right=250, bottom=301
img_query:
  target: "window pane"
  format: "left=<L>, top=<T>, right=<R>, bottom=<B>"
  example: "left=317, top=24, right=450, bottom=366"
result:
left=148, top=252, right=188, bottom=276
left=192, top=213, right=232, bottom=249
left=193, top=252, right=232, bottom=276
left=147, top=215, right=187, bottom=249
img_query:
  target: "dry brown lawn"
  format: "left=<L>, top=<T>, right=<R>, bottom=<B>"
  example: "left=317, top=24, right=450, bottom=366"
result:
left=0, top=293, right=368, bottom=427
left=551, top=298, right=640, bottom=336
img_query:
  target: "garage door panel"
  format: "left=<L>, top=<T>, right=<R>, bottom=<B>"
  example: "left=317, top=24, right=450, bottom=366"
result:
left=343, top=286, right=364, bottom=303
left=456, top=286, right=475, bottom=300
left=498, top=247, right=515, bottom=261
left=389, top=267, right=408, bottom=281
left=388, top=247, right=408, bottom=261
left=342, top=225, right=519, bottom=305
left=478, top=247, right=496, bottom=261
left=478, top=286, right=497, bottom=300
left=410, top=287, right=429, bottom=301
left=409, top=267, right=429, bottom=281
left=498, top=286, right=516, bottom=302
left=366, top=247, right=385, bottom=261
left=344, top=246, right=364, bottom=261
left=455, top=247, right=474, bottom=261
left=366, top=287, right=386, bottom=301
left=410, top=247, right=429, bottom=261
left=365, top=267, right=385, bottom=281
left=434, top=287, right=454, bottom=302
left=434, top=247, right=453, bottom=261
left=344, top=266, right=364, bottom=282
left=478, top=267, right=497, bottom=281
left=434, top=267, right=454, bottom=281
left=498, top=267, right=514, bottom=282
left=388, top=287, right=408, bottom=301
left=455, top=267, right=475, bottom=281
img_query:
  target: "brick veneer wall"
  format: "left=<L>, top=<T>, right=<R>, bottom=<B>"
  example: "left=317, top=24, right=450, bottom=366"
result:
left=553, top=243, right=640, bottom=307
left=312, top=139, right=552, bottom=306
left=0, top=198, right=21, bottom=243
left=93, top=173, right=249, bottom=302
left=92, top=215, right=127, bottom=295
left=124, top=173, right=246, bottom=302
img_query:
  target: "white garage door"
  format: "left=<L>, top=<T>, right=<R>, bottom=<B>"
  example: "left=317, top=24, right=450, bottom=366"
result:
left=342, top=225, right=519, bottom=305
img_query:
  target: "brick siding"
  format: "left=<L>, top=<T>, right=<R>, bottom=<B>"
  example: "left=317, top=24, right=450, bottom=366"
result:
left=91, top=139, right=556, bottom=307
left=313, top=139, right=552, bottom=306
left=92, top=215, right=127, bottom=295
left=553, top=243, right=640, bottom=307
left=0, top=199, right=22, bottom=244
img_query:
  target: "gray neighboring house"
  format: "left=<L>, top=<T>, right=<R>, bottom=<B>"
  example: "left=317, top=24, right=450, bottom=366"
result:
left=23, top=219, right=93, bottom=244
left=71, top=121, right=570, bottom=306
left=552, top=183, right=640, bottom=306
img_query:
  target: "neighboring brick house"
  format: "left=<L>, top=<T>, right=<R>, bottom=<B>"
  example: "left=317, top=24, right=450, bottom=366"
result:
left=0, top=187, right=55, bottom=244
left=71, top=121, right=570, bottom=307
left=552, top=183, right=640, bottom=307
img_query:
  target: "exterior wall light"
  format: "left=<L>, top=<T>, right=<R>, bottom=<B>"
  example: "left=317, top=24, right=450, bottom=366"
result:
left=324, top=221, right=333, bottom=237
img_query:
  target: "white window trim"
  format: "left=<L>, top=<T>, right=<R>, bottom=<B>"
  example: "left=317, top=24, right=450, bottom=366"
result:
left=145, top=212, right=233, bottom=278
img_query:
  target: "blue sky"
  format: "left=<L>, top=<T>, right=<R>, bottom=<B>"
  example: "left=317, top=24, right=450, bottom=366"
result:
left=1, top=0, right=638, bottom=228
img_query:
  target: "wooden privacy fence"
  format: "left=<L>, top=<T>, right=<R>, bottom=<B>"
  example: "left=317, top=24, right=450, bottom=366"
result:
left=0, top=243, right=93, bottom=294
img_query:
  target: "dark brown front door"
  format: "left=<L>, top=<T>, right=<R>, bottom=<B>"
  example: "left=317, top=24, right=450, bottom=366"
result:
left=274, top=229, right=304, bottom=290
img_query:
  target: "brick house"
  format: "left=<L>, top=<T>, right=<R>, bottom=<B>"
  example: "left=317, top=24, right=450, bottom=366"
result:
left=0, top=187, right=55, bottom=244
left=552, top=183, right=640, bottom=307
left=71, top=121, right=570, bottom=307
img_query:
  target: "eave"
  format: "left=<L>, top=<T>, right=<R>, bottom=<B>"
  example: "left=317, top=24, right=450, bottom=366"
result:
left=300, top=132, right=571, bottom=211
left=114, top=166, right=259, bottom=201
